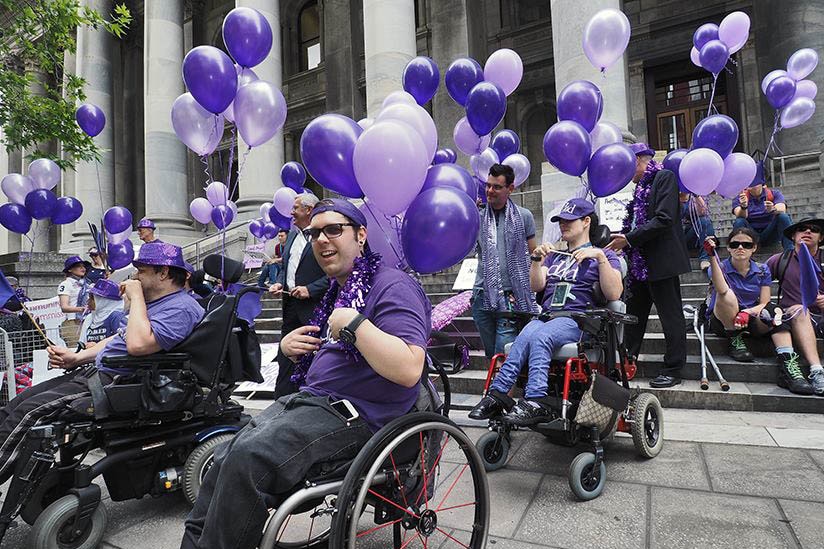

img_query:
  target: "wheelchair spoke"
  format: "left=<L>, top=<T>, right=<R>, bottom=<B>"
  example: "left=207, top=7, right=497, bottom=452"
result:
left=389, top=452, right=410, bottom=509
left=435, top=463, right=468, bottom=512
left=367, top=488, right=420, bottom=519
left=434, top=501, right=476, bottom=513
left=355, top=517, right=403, bottom=538
left=436, top=527, right=470, bottom=548
left=276, top=514, right=292, bottom=542
left=417, top=432, right=430, bottom=511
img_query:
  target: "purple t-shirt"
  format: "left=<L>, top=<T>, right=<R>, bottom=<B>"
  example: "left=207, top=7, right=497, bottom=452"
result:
left=540, top=247, right=622, bottom=312
left=767, top=250, right=824, bottom=314
left=301, top=266, right=431, bottom=432
left=96, top=290, right=205, bottom=375
left=731, top=188, right=785, bottom=230
left=707, top=259, right=772, bottom=313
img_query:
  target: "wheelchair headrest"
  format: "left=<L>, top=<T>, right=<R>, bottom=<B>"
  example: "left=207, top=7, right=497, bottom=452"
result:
left=203, top=254, right=244, bottom=284
left=591, top=224, right=611, bottom=248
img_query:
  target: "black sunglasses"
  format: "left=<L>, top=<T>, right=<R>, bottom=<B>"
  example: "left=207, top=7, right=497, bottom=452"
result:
left=303, top=223, right=358, bottom=241
left=728, top=241, right=755, bottom=249
left=797, top=224, right=822, bottom=234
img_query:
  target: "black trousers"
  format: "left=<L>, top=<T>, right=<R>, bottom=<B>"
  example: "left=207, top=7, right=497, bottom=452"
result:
left=273, top=295, right=305, bottom=398
left=624, top=276, right=687, bottom=377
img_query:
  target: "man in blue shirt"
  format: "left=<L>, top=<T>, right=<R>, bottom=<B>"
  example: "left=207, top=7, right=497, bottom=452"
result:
left=732, top=166, right=793, bottom=251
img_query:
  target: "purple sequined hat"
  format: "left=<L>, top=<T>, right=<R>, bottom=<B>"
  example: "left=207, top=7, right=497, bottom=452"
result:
left=132, top=241, right=187, bottom=269
left=629, top=143, right=655, bottom=157
left=183, top=261, right=194, bottom=274
left=311, top=198, right=368, bottom=227
left=89, top=278, right=121, bottom=301
left=550, top=198, right=596, bottom=222
left=63, top=255, right=91, bottom=273
left=136, top=218, right=156, bottom=230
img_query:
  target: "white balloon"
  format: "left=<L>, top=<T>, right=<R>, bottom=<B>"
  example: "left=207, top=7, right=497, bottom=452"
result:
left=377, top=102, right=438, bottom=163
left=27, top=158, right=61, bottom=191
left=502, top=153, right=531, bottom=187
left=787, top=48, right=819, bottom=81
left=589, top=122, right=623, bottom=156
left=780, top=97, right=816, bottom=129
left=582, top=8, right=631, bottom=71
left=718, top=11, right=750, bottom=54
left=273, top=187, right=298, bottom=217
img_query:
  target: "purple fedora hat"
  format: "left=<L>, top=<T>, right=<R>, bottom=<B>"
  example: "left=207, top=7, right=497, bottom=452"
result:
left=132, top=241, right=187, bottom=269
left=629, top=142, right=655, bottom=157
left=89, top=278, right=122, bottom=301
left=63, top=255, right=92, bottom=273
left=136, top=218, right=156, bottom=230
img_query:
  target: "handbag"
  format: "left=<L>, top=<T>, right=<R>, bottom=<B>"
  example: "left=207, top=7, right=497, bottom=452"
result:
left=139, top=365, right=197, bottom=416
left=574, top=372, right=631, bottom=435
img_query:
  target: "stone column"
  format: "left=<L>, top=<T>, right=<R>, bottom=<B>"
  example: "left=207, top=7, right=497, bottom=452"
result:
left=0, top=125, right=10, bottom=255
left=144, top=0, right=193, bottom=238
left=324, top=0, right=362, bottom=117
left=234, top=0, right=284, bottom=217
left=72, top=0, right=116, bottom=248
left=60, top=49, right=78, bottom=253
left=363, top=0, right=417, bottom=117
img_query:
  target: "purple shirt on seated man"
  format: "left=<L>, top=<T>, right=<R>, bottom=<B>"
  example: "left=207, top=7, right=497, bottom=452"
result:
left=541, top=247, right=622, bottom=312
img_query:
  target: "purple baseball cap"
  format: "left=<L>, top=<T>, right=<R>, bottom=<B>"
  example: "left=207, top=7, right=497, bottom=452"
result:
left=132, top=241, right=187, bottom=270
left=550, top=198, right=596, bottom=222
left=310, top=198, right=368, bottom=227
left=89, top=278, right=122, bottom=301
left=629, top=142, right=655, bottom=157
left=136, top=218, right=156, bottom=230
left=63, top=255, right=91, bottom=273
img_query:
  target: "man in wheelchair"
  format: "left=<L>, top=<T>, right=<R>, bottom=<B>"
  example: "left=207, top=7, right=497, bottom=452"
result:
left=182, top=199, right=431, bottom=549
left=468, top=199, right=623, bottom=425
left=0, top=241, right=204, bottom=486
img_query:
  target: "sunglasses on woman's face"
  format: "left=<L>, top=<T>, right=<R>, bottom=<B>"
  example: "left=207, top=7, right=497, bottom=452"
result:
left=728, top=241, right=755, bottom=249
left=797, top=225, right=822, bottom=234
left=303, top=223, right=357, bottom=242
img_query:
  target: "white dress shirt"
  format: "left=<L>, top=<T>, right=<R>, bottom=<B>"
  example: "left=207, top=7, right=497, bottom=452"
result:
left=286, top=228, right=307, bottom=290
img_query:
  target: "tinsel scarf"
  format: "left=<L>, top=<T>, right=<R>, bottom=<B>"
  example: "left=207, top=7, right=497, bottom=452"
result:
left=621, top=159, right=662, bottom=286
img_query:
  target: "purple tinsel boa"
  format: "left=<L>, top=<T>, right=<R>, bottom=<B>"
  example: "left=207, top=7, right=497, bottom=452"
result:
left=621, top=159, right=662, bottom=286
left=290, top=252, right=383, bottom=386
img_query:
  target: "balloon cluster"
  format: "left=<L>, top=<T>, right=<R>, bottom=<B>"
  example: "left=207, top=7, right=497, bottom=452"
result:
left=102, top=206, right=135, bottom=269
left=690, top=11, right=750, bottom=76
left=761, top=48, right=818, bottom=130
left=0, top=159, right=83, bottom=234
left=190, top=182, right=239, bottom=229
left=248, top=163, right=309, bottom=241
left=467, top=130, right=530, bottom=198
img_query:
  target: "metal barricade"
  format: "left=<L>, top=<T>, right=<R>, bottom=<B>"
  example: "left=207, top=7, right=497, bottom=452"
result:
left=0, top=328, right=14, bottom=407
left=0, top=328, right=52, bottom=404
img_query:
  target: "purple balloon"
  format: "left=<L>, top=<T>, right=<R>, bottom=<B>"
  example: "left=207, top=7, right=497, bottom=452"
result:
left=259, top=202, right=272, bottom=220
left=107, top=226, right=131, bottom=244
left=171, top=93, right=224, bottom=156
left=765, top=76, right=797, bottom=109
left=190, top=197, right=213, bottom=224
left=693, top=23, right=719, bottom=51
left=663, top=148, right=689, bottom=192
left=589, top=121, right=623, bottom=156
left=300, top=114, right=363, bottom=198
left=582, top=8, right=631, bottom=72
left=490, top=130, right=520, bottom=160
left=249, top=218, right=265, bottom=238
left=360, top=201, right=405, bottom=268
left=211, top=204, right=235, bottom=229
left=182, top=46, right=238, bottom=114
left=692, top=114, right=739, bottom=158
left=377, top=102, right=438, bottom=163
left=268, top=207, right=292, bottom=229
left=280, top=162, right=306, bottom=192
left=587, top=143, right=636, bottom=197
left=401, top=187, right=480, bottom=274
left=24, top=189, right=57, bottom=220
left=403, top=56, right=440, bottom=106
left=679, top=148, right=724, bottom=195
left=432, top=149, right=455, bottom=165
left=223, top=66, right=259, bottom=123
left=0, top=203, right=32, bottom=234
left=1, top=173, right=35, bottom=205
left=761, top=70, right=788, bottom=95
left=543, top=121, right=591, bottom=177
left=470, top=148, right=499, bottom=181
left=222, top=7, right=273, bottom=68
left=262, top=222, right=278, bottom=240
left=556, top=80, right=603, bottom=133
left=699, top=40, right=729, bottom=75
left=483, top=48, right=523, bottom=96
left=103, top=205, right=133, bottom=234
left=234, top=80, right=287, bottom=147
left=75, top=103, right=106, bottom=137
left=108, top=240, right=134, bottom=270
left=465, top=81, right=507, bottom=137
left=443, top=148, right=457, bottom=163
left=51, top=196, right=83, bottom=225
left=444, top=58, right=484, bottom=107
left=453, top=116, right=490, bottom=155
left=421, top=164, right=477, bottom=200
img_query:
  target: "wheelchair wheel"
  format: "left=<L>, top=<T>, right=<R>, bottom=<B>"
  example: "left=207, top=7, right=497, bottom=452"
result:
left=28, top=495, right=108, bottom=549
left=631, top=393, right=664, bottom=458
left=183, top=433, right=235, bottom=506
left=329, top=412, right=489, bottom=549
left=267, top=497, right=333, bottom=548
left=568, top=453, right=606, bottom=501
left=475, top=431, right=510, bottom=471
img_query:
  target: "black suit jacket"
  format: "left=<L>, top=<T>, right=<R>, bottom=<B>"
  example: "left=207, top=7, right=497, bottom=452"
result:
left=278, top=227, right=330, bottom=325
left=626, top=169, right=691, bottom=281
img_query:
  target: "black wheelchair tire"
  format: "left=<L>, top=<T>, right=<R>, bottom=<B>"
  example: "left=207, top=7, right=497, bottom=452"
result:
left=28, top=494, right=108, bottom=549
left=567, top=453, right=606, bottom=501
left=631, top=393, right=664, bottom=458
left=476, top=431, right=510, bottom=472
left=182, top=433, right=235, bottom=506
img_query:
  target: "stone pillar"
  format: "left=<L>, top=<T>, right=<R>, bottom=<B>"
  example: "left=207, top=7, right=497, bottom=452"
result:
left=234, top=0, right=284, bottom=217
left=72, top=0, right=116, bottom=248
left=0, top=125, right=9, bottom=255
left=363, top=0, right=417, bottom=117
left=144, top=0, right=193, bottom=238
left=324, top=0, right=363, bottom=117
left=60, top=49, right=78, bottom=253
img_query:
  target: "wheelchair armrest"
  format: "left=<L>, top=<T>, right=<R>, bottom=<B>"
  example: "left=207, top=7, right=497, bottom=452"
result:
left=101, top=352, right=192, bottom=366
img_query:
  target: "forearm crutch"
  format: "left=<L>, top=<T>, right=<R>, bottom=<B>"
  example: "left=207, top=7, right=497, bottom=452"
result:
left=685, top=305, right=730, bottom=392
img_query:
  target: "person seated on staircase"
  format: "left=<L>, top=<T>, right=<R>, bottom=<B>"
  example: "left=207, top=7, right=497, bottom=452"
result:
left=732, top=165, right=793, bottom=251
left=468, top=199, right=623, bottom=426
left=703, top=228, right=784, bottom=363
left=680, top=193, right=715, bottom=272
left=765, top=218, right=824, bottom=396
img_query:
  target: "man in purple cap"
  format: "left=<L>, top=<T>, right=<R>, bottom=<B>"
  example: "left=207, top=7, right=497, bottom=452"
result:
left=0, top=242, right=204, bottom=485
left=57, top=255, right=91, bottom=327
left=183, top=198, right=431, bottom=549
left=732, top=165, right=793, bottom=251
left=607, top=143, right=690, bottom=388
left=137, top=218, right=161, bottom=244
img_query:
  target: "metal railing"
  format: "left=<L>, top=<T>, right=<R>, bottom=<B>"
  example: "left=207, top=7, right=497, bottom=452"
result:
left=0, top=328, right=15, bottom=406
left=180, top=220, right=251, bottom=268
left=766, top=151, right=821, bottom=188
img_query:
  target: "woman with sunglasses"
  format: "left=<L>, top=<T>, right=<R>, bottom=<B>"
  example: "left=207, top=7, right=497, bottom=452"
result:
left=704, top=227, right=781, bottom=362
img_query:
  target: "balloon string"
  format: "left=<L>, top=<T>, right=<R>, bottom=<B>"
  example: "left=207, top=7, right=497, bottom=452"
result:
left=24, top=229, right=35, bottom=294
left=200, top=155, right=213, bottom=189
left=363, top=200, right=405, bottom=269
left=232, top=145, right=252, bottom=202
left=707, top=74, right=718, bottom=118
left=226, top=126, right=237, bottom=198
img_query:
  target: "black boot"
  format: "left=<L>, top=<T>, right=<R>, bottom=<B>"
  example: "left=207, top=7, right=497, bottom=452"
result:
left=468, top=390, right=514, bottom=420
left=727, top=331, right=753, bottom=362
left=777, top=352, right=814, bottom=395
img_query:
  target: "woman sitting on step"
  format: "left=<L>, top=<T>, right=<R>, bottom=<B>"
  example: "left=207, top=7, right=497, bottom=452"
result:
left=704, top=227, right=784, bottom=363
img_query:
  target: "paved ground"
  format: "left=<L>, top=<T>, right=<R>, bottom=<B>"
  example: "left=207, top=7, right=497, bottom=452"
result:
left=3, top=408, right=824, bottom=548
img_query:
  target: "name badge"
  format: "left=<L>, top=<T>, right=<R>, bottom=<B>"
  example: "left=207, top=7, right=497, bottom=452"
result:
left=550, top=282, right=572, bottom=308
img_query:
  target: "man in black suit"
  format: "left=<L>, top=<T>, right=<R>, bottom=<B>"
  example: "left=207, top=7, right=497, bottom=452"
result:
left=607, top=143, right=691, bottom=388
left=269, top=193, right=329, bottom=396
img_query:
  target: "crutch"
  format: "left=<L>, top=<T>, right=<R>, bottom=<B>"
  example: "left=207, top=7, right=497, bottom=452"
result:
left=683, top=305, right=730, bottom=391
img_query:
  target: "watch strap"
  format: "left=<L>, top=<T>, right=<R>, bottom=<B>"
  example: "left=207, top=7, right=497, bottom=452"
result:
left=346, top=313, right=367, bottom=334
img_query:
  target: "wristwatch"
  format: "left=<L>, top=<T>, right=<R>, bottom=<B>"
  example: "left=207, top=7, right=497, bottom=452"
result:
left=339, top=313, right=367, bottom=345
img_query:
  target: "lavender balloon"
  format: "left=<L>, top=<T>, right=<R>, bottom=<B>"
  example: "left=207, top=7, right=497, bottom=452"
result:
left=206, top=182, right=229, bottom=206
left=0, top=203, right=32, bottom=234
left=483, top=48, right=523, bottom=96
left=280, top=162, right=307, bottom=192
left=377, top=102, right=438, bottom=163
left=1, top=173, right=34, bottom=205
left=259, top=202, right=272, bottom=220
left=501, top=153, right=530, bottom=187
left=787, top=48, right=819, bottom=81
left=557, top=80, right=603, bottom=133
left=107, top=226, right=131, bottom=245
left=690, top=47, right=702, bottom=68
left=381, top=91, right=416, bottom=109
left=663, top=148, right=689, bottom=193
left=718, top=11, right=750, bottom=54
left=51, top=196, right=83, bottom=225
left=222, top=66, right=259, bottom=124
left=300, top=114, right=363, bottom=198
left=183, top=46, right=238, bottom=114
left=716, top=153, right=757, bottom=199
left=222, top=7, right=273, bottom=68
left=693, top=23, right=719, bottom=51
left=108, top=240, right=134, bottom=270
left=490, top=130, right=520, bottom=160
left=190, top=197, right=214, bottom=224
left=453, top=116, right=490, bottom=155
left=780, top=97, right=816, bottom=129
left=171, top=93, right=224, bottom=156
left=273, top=187, right=298, bottom=217
left=765, top=76, right=797, bottom=109
left=360, top=201, right=405, bottom=268
left=421, top=164, right=476, bottom=200
left=761, top=70, right=788, bottom=94
left=582, top=8, right=631, bottom=72
left=402, top=56, right=440, bottom=105
left=75, top=103, right=106, bottom=137
left=228, top=200, right=238, bottom=220
left=692, top=114, right=739, bottom=159
left=357, top=118, right=374, bottom=130
left=586, top=143, right=636, bottom=197
left=445, top=58, right=484, bottom=106
left=470, top=148, right=499, bottom=181
left=24, top=189, right=57, bottom=220
left=27, top=158, right=61, bottom=191
left=542, top=121, right=591, bottom=177
left=699, top=40, right=729, bottom=75
left=211, top=204, right=235, bottom=229
left=249, top=218, right=266, bottom=239
left=589, top=121, right=623, bottom=155
left=793, top=80, right=818, bottom=101
left=103, top=206, right=133, bottom=234
left=679, top=148, right=724, bottom=195
left=465, top=81, right=507, bottom=137
left=234, top=80, right=287, bottom=147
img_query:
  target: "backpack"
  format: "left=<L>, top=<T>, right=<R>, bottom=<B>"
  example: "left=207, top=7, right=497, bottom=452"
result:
left=775, top=248, right=824, bottom=302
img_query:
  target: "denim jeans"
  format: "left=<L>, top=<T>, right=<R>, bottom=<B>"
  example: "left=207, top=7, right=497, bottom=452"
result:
left=181, top=392, right=373, bottom=549
left=257, top=263, right=281, bottom=287
left=489, top=317, right=581, bottom=399
left=471, top=289, right=518, bottom=359
left=683, top=216, right=716, bottom=261
left=733, top=213, right=793, bottom=251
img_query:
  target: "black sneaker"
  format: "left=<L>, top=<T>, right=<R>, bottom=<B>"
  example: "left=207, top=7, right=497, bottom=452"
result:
left=468, top=395, right=505, bottom=420
left=504, top=399, right=551, bottom=426
left=777, top=352, right=814, bottom=395
left=727, top=333, right=754, bottom=362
